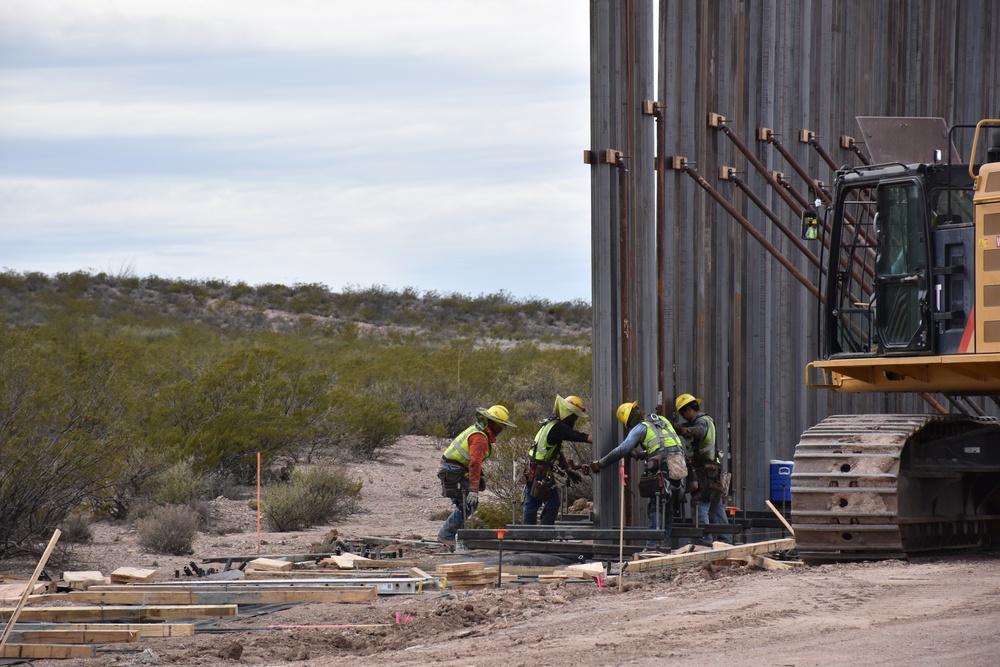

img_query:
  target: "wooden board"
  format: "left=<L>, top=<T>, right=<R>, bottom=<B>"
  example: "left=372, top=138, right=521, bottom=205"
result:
left=16, top=629, right=140, bottom=644
left=0, top=582, right=52, bottom=603
left=2, top=604, right=239, bottom=623
left=247, top=557, right=293, bottom=571
left=320, top=554, right=371, bottom=569
left=354, top=559, right=418, bottom=568
left=62, top=571, right=106, bottom=589
left=67, top=587, right=376, bottom=605
left=624, top=538, right=797, bottom=572
left=1, top=643, right=94, bottom=659
left=434, top=562, right=485, bottom=574
left=19, top=623, right=195, bottom=638
left=110, top=567, right=157, bottom=584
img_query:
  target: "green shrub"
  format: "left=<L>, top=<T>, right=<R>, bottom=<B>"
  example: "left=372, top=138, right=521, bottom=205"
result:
left=472, top=499, right=517, bottom=529
left=262, top=467, right=362, bottom=531
left=149, top=459, right=208, bottom=505
left=136, top=505, right=200, bottom=555
left=60, top=512, right=93, bottom=544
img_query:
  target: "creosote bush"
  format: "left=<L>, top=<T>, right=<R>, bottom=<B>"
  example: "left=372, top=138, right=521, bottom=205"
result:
left=136, top=504, right=200, bottom=555
left=60, top=512, right=93, bottom=544
left=262, top=467, right=363, bottom=532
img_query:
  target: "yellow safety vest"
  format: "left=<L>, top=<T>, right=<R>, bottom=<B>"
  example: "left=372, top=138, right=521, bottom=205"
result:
left=442, top=424, right=491, bottom=466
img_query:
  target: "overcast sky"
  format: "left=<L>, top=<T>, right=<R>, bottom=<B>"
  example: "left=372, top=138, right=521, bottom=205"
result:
left=0, top=1, right=592, bottom=302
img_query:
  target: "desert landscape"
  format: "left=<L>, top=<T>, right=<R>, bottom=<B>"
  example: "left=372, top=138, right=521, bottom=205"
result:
left=2, top=434, right=998, bottom=667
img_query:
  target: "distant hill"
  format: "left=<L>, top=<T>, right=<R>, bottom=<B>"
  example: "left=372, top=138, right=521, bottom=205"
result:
left=0, top=270, right=592, bottom=346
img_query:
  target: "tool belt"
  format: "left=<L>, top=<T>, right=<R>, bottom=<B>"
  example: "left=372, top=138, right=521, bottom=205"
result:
left=526, top=461, right=555, bottom=501
left=649, top=451, right=687, bottom=481
left=638, top=470, right=666, bottom=498
left=437, top=461, right=466, bottom=499
left=695, top=462, right=725, bottom=502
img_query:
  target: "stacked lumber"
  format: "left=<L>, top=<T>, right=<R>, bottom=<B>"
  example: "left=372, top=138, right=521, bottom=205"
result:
left=624, top=538, right=796, bottom=572
left=539, top=562, right=606, bottom=582
left=435, top=562, right=493, bottom=590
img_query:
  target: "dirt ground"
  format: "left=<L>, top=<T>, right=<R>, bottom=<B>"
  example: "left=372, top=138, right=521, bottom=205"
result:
left=5, top=436, right=1000, bottom=667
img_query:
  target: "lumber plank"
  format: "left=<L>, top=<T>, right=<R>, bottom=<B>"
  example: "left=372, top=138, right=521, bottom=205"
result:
left=0, top=582, right=52, bottom=603
left=624, top=538, right=797, bottom=572
left=320, top=554, right=369, bottom=569
left=16, top=629, right=140, bottom=644
left=0, top=529, right=61, bottom=655
left=21, top=623, right=195, bottom=638
left=434, top=562, right=485, bottom=574
left=62, top=571, right=106, bottom=589
left=67, top=587, right=377, bottom=605
left=247, top=557, right=293, bottom=571
left=110, top=567, right=157, bottom=584
left=745, top=555, right=798, bottom=571
left=354, top=559, right=418, bottom=568
left=0, top=643, right=94, bottom=659
left=1, top=604, right=239, bottom=623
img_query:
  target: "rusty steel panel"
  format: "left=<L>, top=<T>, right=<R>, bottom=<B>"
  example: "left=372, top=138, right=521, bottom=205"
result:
left=627, top=0, right=1000, bottom=515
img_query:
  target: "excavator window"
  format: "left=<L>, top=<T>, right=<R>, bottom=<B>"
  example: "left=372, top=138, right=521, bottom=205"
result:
left=929, top=188, right=974, bottom=226
left=875, top=181, right=930, bottom=352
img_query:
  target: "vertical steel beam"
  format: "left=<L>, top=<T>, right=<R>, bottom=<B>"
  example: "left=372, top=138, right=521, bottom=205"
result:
left=590, top=0, right=656, bottom=529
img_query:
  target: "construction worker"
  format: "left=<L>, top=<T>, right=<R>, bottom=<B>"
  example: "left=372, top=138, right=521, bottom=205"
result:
left=589, top=401, right=685, bottom=546
left=522, top=395, right=590, bottom=525
left=437, top=404, right=516, bottom=551
left=675, top=393, right=728, bottom=546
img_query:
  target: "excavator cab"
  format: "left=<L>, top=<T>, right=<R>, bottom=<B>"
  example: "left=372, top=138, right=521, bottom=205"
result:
left=822, top=162, right=975, bottom=360
left=792, top=119, right=1000, bottom=562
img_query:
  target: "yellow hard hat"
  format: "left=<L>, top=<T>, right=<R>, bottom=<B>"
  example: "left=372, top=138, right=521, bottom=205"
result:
left=675, top=393, right=699, bottom=413
left=555, top=394, right=587, bottom=419
left=477, top=404, right=516, bottom=428
left=616, top=401, right=638, bottom=426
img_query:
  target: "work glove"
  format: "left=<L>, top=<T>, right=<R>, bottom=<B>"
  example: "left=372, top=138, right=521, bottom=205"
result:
left=565, top=468, right=583, bottom=485
left=590, top=460, right=601, bottom=473
left=465, top=491, right=479, bottom=512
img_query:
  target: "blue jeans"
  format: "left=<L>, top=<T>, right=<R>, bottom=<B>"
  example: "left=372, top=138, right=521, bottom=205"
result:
left=437, top=465, right=472, bottom=542
left=646, top=496, right=674, bottom=547
left=696, top=498, right=729, bottom=545
left=522, top=483, right=560, bottom=525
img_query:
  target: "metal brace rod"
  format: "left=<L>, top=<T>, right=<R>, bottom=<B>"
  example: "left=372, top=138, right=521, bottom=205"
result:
left=715, top=122, right=805, bottom=218
left=674, top=161, right=821, bottom=302
left=807, top=135, right=842, bottom=172
left=729, top=172, right=823, bottom=272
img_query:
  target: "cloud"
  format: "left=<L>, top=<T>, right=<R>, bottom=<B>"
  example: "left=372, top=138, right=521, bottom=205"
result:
left=0, top=1, right=592, bottom=301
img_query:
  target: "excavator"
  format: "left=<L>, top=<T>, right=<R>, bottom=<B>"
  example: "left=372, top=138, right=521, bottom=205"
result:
left=792, top=118, right=1000, bottom=561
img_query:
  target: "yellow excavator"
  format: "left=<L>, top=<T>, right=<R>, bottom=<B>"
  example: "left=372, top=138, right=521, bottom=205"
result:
left=793, top=118, right=1000, bottom=561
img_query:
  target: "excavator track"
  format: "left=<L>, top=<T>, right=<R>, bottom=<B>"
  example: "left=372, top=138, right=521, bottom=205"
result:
left=791, top=414, right=1000, bottom=562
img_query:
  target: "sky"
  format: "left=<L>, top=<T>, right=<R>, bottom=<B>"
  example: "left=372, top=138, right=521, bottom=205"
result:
left=0, top=1, right=592, bottom=303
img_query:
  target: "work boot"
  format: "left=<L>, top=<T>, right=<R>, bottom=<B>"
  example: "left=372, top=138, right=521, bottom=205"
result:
left=438, top=535, right=456, bottom=552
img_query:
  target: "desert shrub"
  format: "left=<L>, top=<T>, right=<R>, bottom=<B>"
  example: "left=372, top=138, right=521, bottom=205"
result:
left=136, top=504, right=200, bottom=555
left=261, top=467, right=362, bottom=531
left=329, top=390, right=407, bottom=460
left=429, top=508, right=452, bottom=521
left=60, top=512, right=93, bottom=544
left=471, top=499, right=514, bottom=529
left=149, top=459, right=209, bottom=505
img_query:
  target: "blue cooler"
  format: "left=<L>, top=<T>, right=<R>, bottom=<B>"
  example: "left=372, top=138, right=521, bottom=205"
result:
left=769, top=460, right=794, bottom=502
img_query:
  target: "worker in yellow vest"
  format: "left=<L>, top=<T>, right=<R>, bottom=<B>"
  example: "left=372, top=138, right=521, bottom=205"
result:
left=436, top=405, right=516, bottom=551
left=522, top=395, right=590, bottom=525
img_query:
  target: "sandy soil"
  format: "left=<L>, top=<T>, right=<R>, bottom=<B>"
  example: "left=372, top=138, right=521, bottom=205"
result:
left=6, top=436, right=1000, bottom=667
